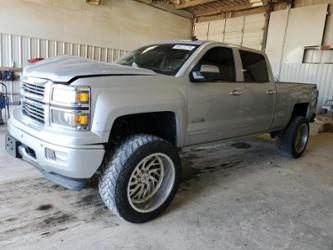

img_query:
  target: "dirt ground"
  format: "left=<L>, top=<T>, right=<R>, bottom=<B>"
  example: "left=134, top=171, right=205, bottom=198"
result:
left=0, top=126, right=333, bottom=250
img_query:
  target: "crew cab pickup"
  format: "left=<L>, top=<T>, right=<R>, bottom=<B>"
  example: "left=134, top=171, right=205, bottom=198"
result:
left=6, top=40, right=318, bottom=223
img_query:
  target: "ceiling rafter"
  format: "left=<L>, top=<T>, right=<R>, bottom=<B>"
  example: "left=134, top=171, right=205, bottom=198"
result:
left=133, top=0, right=287, bottom=18
left=85, top=0, right=102, bottom=5
left=175, top=0, right=218, bottom=9
left=134, top=0, right=193, bottom=18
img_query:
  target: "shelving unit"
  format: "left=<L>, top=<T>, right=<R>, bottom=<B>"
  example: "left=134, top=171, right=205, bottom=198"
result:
left=0, top=67, right=22, bottom=72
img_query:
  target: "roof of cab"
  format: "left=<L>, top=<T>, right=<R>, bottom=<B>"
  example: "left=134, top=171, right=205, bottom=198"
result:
left=153, top=40, right=207, bottom=46
left=153, top=40, right=263, bottom=54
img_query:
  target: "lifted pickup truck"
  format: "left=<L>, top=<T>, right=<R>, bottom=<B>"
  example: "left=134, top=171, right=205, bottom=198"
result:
left=6, top=40, right=318, bottom=223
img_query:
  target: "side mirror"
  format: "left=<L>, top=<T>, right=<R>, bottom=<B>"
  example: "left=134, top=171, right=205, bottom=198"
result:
left=190, top=64, right=221, bottom=83
left=191, top=71, right=205, bottom=82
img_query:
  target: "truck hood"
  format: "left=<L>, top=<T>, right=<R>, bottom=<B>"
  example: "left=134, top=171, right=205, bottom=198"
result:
left=23, top=56, right=157, bottom=82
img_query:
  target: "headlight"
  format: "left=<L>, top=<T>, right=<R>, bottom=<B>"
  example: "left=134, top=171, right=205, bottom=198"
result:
left=50, top=85, right=91, bottom=130
left=52, top=85, right=90, bottom=107
left=51, top=109, right=90, bottom=130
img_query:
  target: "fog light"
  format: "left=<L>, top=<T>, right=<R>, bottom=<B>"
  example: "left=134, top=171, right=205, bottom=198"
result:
left=45, top=148, right=56, bottom=160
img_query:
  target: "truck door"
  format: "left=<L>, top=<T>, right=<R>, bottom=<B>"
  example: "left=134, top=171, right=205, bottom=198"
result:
left=186, top=46, right=243, bottom=145
left=237, top=49, right=276, bottom=134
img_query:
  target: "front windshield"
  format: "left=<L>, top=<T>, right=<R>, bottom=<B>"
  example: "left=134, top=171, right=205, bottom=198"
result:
left=116, top=44, right=198, bottom=76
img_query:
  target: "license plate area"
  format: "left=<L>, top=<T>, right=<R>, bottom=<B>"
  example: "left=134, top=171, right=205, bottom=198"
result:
left=5, top=134, right=21, bottom=158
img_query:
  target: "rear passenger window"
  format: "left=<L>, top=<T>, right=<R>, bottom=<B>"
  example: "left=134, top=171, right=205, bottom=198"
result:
left=240, top=50, right=269, bottom=83
left=191, top=47, right=236, bottom=82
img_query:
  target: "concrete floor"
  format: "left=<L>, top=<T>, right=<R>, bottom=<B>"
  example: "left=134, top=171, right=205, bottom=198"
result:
left=0, top=127, right=333, bottom=250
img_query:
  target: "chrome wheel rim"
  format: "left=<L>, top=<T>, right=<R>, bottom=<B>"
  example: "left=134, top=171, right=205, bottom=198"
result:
left=295, top=123, right=309, bottom=153
left=127, top=153, right=175, bottom=213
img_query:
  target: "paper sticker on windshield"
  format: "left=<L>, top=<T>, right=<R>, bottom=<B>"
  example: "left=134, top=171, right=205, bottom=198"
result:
left=173, top=45, right=195, bottom=51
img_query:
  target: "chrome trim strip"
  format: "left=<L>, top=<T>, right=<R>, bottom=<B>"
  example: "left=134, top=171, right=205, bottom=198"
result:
left=21, top=76, right=49, bottom=85
left=23, top=98, right=45, bottom=108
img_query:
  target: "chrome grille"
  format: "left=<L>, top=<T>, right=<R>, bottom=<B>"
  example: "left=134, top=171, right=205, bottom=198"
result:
left=21, top=77, right=48, bottom=124
left=22, top=82, right=45, bottom=96
left=22, top=101, right=45, bottom=124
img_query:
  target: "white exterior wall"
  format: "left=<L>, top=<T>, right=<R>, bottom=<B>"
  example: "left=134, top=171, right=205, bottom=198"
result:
left=0, top=0, right=191, bottom=103
left=0, top=0, right=191, bottom=53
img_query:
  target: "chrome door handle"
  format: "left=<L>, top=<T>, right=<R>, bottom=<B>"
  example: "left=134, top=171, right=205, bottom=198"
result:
left=266, top=89, right=276, bottom=95
left=229, top=89, right=242, bottom=96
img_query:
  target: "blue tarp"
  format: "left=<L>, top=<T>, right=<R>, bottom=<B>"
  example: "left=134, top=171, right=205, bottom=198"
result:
left=0, top=93, right=6, bottom=109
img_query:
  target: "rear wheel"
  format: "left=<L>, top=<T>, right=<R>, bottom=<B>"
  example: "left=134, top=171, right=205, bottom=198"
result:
left=277, top=116, right=309, bottom=158
left=99, top=134, right=181, bottom=223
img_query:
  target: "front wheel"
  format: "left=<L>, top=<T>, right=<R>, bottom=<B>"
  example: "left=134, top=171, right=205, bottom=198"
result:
left=99, top=134, right=181, bottom=223
left=277, top=116, right=309, bottom=158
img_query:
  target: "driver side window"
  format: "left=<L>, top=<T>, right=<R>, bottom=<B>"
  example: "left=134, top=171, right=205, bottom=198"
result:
left=191, top=47, right=236, bottom=82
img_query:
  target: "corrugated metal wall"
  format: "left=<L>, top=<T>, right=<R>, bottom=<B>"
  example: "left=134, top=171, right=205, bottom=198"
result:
left=279, top=63, right=333, bottom=110
left=0, top=32, right=128, bottom=104
left=0, top=32, right=128, bottom=68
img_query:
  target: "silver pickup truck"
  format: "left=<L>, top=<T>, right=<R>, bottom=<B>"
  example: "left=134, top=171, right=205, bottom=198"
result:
left=6, top=40, right=318, bottom=223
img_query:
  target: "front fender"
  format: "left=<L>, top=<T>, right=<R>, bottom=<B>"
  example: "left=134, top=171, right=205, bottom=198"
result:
left=91, top=86, right=187, bottom=147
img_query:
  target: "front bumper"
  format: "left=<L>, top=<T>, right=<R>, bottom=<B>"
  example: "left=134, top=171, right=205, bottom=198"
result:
left=6, top=114, right=105, bottom=190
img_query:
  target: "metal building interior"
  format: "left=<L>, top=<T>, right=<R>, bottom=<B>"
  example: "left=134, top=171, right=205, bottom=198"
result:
left=0, top=0, right=333, bottom=249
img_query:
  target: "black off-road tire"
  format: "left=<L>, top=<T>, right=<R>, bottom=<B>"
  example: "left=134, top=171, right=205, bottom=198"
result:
left=277, top=116, right=309, bottom=158
left=98, top=134, right=181, bottom=223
